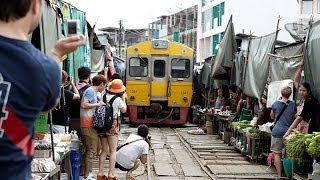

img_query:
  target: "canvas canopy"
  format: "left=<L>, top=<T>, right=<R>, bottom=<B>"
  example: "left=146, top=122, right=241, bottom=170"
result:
left=211, top=17, right=237, bottom=78
left=304, top=21, right=320, bottom=100
left=269, top=43, right=304, bottom=81
left=243, top=32, right=277, bottom=99
left=230, top=51, right=245, bottom=89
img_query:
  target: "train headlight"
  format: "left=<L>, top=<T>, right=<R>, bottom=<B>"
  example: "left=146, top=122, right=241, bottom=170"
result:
left=130, top=96, right=135, bottom=101
left=183, top=97, right=188, bottom=102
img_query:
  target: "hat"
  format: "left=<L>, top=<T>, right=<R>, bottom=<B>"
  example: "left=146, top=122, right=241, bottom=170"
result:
left=108, top=79, right=126, bottom=93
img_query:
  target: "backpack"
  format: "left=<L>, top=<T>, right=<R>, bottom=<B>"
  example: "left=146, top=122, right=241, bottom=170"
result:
left=93, top=95, right=117, bottom=133
left=69, top=84, right=90, bottom=118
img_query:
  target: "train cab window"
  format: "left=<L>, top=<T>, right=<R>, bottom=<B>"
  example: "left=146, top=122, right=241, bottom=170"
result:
left=129, top=57, right=148, bottom=77
left=154, top=60, right=165, bottom=78
left=171, top=58, right=190, bottom=78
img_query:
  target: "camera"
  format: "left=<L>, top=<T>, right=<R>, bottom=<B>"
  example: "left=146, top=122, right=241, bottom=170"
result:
left=146, top=135, right=151, bottom=141
left=67, top=20, right=80, bottom=36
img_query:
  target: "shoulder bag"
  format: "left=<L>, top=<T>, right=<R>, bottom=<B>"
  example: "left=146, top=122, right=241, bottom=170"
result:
left=270, top=100, right=290, bottom=131
left=116, top=139, right=144, bottom=151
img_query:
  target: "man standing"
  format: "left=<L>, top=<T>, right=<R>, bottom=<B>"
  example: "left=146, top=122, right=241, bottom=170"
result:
left=116, top=124, right=151, bottom=180
left=270, top=86, right=296, bottom=179
left=69, top=66, right=91, bottom=134
left=0, top=0, right=85, bottom=179
left=80, top=75, right=107, bottom=180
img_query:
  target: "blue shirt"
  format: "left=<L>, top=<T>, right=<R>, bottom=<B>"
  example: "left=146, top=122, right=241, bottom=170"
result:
left=0, top=35, right=60, bottom=179
left=271, top=100, right=296, bottom=138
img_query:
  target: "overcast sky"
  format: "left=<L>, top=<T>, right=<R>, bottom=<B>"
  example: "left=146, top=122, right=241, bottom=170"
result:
left=64, top=0, right=198, bottom=30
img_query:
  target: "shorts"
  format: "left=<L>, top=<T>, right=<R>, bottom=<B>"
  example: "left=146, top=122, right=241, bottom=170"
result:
left=270, top=136, right=284, bottom=153
left=115, top=162, right=132, bottom=171
left=99, top=119, right=120, bottom=136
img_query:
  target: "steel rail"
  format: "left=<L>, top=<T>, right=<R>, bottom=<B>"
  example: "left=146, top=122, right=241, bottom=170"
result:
left=174, top=129, right=217, bottom=180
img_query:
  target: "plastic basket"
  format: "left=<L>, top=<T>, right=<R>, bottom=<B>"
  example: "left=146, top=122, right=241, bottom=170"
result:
left=35, top=113, right=48, bottom=133
left=283, top=158, right=312, bottom=178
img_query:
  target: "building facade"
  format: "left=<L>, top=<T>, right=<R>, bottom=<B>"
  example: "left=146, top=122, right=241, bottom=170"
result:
left=197, top=0, right=299, bottom=62
left=148, top=5, right=198, bottom=53
left=299, top=0, right=320, bottom=25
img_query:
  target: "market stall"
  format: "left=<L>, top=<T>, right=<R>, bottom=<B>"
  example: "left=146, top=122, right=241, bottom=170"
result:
left=32, top=113, right=81, bottom=180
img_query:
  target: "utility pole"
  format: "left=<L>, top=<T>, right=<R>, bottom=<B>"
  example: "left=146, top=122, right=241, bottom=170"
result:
left=119, top=20, right=123, bottom=58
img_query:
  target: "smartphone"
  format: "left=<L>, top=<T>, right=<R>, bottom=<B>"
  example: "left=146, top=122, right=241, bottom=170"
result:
left=67, top=20, right=80, bottom=36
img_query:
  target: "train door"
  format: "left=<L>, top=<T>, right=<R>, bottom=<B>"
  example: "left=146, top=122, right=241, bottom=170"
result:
left=151, top=56, right=168, bottom=101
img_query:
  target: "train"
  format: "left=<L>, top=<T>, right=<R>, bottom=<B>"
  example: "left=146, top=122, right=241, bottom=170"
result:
left=125, top=39, right=194, bottom=125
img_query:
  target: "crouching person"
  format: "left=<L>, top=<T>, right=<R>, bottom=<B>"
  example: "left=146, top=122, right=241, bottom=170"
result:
left=116, top=124, right=151, bottom=180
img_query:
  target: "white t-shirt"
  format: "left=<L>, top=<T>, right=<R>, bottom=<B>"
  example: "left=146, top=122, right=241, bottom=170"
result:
left=116, top=134, right=149, bottom=169
left=106, top=94, right=125, bottom=118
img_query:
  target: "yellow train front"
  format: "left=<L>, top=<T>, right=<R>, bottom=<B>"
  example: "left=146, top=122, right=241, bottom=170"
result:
left=126, top=39, right=194, bottom=125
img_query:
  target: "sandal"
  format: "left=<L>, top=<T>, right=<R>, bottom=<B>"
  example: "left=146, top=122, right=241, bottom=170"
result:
left=126, top=174, right=135, bottom=180
left=97, top=175, right=107, bottom=180
left=107, top=176, right=119, bottom=180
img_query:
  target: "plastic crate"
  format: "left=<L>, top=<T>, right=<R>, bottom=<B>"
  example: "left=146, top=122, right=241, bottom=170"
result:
left=34, top=150, right=51, bottom=158
left=35, top=113, right=48, bottom=133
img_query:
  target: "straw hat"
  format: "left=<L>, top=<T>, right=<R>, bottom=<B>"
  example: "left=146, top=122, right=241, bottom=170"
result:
left=108, top=79, right=126, bottom=93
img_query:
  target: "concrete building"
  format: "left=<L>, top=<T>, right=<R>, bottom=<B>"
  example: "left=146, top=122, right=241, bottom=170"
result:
left=298, top=0, right=320, bottom=25
left=99, top=27, right=148, bottom=59
left=148, top=5, right=198, bottom=52
left=197, top=0, right=299, bottom=62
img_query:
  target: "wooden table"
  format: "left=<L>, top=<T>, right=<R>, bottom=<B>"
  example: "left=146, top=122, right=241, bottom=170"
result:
left=258, top=131, right=272, bottom=160
left=247, top=136, right=261, bottom=161
left=55, top=150, right=73, bottom=180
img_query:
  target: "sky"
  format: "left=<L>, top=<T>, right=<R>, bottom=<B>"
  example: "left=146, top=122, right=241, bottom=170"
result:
left=64, top=0, right=198, bottom=30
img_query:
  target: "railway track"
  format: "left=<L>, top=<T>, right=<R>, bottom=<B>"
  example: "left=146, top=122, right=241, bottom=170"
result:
left=92, top=125, right=212, bottom=179
left=92, top=125, right=276, bottom=180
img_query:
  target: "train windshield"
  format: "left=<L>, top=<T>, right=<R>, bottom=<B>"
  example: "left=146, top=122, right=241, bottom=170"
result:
left=129, top=57, right=148, bottom=77
left=171, top=58, right=190, bottom=78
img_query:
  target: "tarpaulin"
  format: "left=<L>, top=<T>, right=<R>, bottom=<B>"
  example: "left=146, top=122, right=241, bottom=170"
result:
left=243, top=32, right=277, bottom=99
left=61, top=2, right=88, bottom=82
left=91, top=50, right=105, bottom=73
left=211, top=17, right=237, bottom=78
left=113, top=56, right=126, bottom=80
left=270, top=43, right=304, bottom=81
left=41, top=3, right=61, bottom=55
left=230, top=51, right=245, bottom=89
left=200, top=63, right=211, bottom=88
left=304, top=21, right=320, bottom=100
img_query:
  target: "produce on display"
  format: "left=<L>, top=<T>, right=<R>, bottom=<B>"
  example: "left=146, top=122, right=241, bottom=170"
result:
left=229, top=120, right=252, bottom=130
left=306, top=132, right=320, bottom=157
left=284, top=133, right=312, bottom=162
left=250, top=127, right=261, bottom=138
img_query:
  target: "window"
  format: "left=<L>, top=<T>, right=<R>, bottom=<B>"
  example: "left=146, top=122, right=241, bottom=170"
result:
left=202, top=0, right=206, bottom=6
left=212, top=34, right=219, bottom=55
left=129, top=57, right=148, bottom=77
left=171, top=59, right=190, bottom=78
left=154, top=60, right=165, bottom=78
left=212, top=2, right=225, bottom=29
left=318, top=0, right=320, bottom=13
left=302, top=0, right=313, bottom=14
